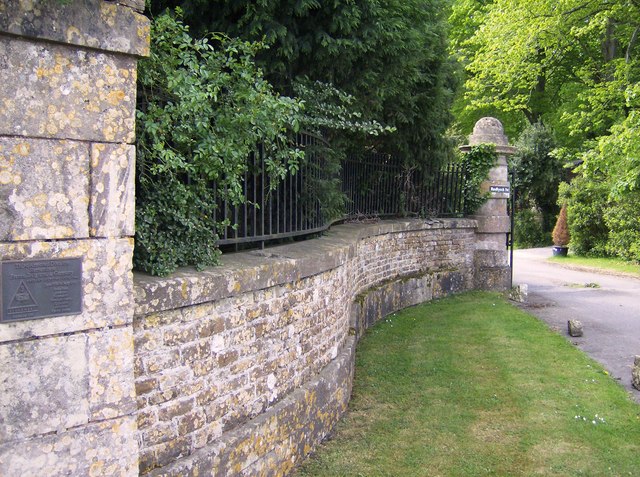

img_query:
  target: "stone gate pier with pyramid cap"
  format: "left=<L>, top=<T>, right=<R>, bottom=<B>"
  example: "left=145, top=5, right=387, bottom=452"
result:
left=461, top=117, right=516, bottom=291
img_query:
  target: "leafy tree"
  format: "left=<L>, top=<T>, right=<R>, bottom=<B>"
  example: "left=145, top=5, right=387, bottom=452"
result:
left=513, top=210, right=548, bottom=248
left=451, top=0, right=640, bottom=259
left=148, top=0, right=458, bottom=167
left=452, top=0, right=639, bottom=134
left=558, top=179, right=610, bottom=257
left=510, top=122, right=562, bottom=232
left=135, top=11, right=303, bottom=275
left=605, top=190, right=640, bottom=261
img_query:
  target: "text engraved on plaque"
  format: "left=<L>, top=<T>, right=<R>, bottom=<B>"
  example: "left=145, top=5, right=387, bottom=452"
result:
left=1, top=258, right=83, bottom=323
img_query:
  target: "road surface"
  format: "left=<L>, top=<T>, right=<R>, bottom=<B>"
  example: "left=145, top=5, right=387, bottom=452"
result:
left=512, top=247, right=640, bottom=402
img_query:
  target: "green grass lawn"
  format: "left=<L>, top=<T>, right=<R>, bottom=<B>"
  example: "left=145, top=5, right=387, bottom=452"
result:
left=295, top=292, right=640, bottom=477
left=548, top=254, right=640, bottom=277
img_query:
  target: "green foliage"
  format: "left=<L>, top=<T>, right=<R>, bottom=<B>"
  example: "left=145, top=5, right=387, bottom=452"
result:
left=149, top=0, right=457, bottom=167
left=583, top=87, right=640, bottom=197
left=460, top=143, right=496, bottom=214
left=135, top=11, right=303, bottom=275
left=452, top=0, right=639, bottom=131
left=302, top=142, right=346, bottom=223
left=511, top=122, right=562, bottom=232
left=604, top=191, right=640, bottom=262
left=292, top=79, right=395, bottom=137
left=289, top=79, right=395, bottom=222
left=450, top=0, right=640, bottom=262
left=558, top=179, right=610, bottom=257
left=514, top=210, right=549, bottom=248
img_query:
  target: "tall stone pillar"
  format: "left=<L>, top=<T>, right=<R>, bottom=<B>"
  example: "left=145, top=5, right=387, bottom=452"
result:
left=0, top=1, right=149, bottom=475
left=461, top=118, right=515, bottom=291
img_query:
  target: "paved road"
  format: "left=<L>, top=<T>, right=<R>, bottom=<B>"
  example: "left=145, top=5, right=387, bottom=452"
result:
left=512, top=247, right=640, bottom=402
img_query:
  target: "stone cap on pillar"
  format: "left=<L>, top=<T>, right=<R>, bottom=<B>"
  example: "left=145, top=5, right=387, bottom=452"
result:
left=460, top=117, right=516, bottom=155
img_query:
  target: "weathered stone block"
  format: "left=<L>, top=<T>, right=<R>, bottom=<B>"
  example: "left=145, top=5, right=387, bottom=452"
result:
left=177, top=409, right=207, bottom=435
left=137, top=377, right=160, bottom=396
left=158, top=398, right=194, bottom=422
left=568, top=320, right=584, bottom=337
left=163, top=323, right=199, bottom=346
left=472, top=214, right=511, bottom=234
left=475, top=248, right=509, bottom=268
left=475, top=266, right=511, bottom=292
left=0, top=416, right=138, bottom=477
left=508, top=284, right=528, bottom=303
left=0, top=137, right=90, bottom=241
left=140, top=436, right=191, bottom=474
left=0, top=334, right=90, bottom=441
left=0, top=327, right=136, bottom=445
left=0, top=0, right=150, bottom=56
left=0, top=37, right=138, bottom=143
left=434, top=270, right=471, bottom=297
left=0, top=238, right=134, bottom=342
left=141, top=421, right=176, bottom=447
left=632, top=356, right=640, bottom=391
left=90, top=143, right=135, bottom=237
left=116, top=0, right=146, bottom=13
left=88, top=327, right=137, bottom=420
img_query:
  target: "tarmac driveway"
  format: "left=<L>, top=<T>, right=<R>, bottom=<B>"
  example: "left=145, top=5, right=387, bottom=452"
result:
left=512, top=247, right=640, bottom=402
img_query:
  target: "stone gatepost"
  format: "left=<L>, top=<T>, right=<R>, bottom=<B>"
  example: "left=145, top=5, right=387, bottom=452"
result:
left=0, top=1, right=149, bottom=475
left=461, top=118, right=515, bottom=291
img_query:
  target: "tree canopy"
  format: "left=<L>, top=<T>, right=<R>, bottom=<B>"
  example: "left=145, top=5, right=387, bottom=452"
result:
left=148, top=0, right=458, bottom=165
left=451, top=0, right=640, bottom=142
left=451, top=0, right=640, bottom=258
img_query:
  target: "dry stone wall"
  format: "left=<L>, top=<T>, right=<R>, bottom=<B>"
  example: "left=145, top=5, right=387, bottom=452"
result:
left=133, top=219, right=477, bottom=475
left=0, top=1, right=149, bottom=475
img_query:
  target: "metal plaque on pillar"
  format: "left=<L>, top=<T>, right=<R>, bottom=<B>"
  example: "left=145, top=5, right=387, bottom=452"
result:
left=0, top=258, right=83, bottom=323
left=490, top=185, right=510, bottom=195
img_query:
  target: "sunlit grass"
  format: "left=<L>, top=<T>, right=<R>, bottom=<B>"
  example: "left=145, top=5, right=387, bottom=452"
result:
left=548, top=254, right=640, bottom=277
left=295, top=292, right=640, bottom=477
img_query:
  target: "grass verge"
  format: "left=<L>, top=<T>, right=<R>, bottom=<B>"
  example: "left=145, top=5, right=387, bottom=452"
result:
left=548, top=254, right=640, bottom=277
left=295, top=292, right=640, bottom=477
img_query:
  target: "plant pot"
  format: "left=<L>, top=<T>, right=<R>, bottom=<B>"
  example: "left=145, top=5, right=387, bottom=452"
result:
left=552, top=246, right=568, bottom=257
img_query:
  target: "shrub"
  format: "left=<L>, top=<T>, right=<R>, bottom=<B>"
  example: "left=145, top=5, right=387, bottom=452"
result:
left=511, top=122, right=561, bottom=232
left=135, top=11, right=303, bottom=275
left=605, top=191, right=640, bottom=262
left=514, top=209, right=549, bottom=248
left=551, top=204, right=570, bottom=246
left=558, top=179, right=609, bottom=256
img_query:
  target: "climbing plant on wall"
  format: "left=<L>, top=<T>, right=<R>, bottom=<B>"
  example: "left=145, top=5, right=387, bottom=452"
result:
left=135, top=11, right=303, bottom=275
left=460, top=143, right=496, bottom=215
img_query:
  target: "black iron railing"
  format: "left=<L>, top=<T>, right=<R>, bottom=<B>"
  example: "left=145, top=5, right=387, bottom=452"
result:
left=216, top=132, right=466, bottom=249
left=342, top=153, right=465, bottom=219
left=216, top=132, right=332, bottom=247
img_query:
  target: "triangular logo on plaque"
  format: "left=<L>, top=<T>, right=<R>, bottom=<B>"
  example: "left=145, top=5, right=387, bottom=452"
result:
left=9, top=281, right=37, bottom=309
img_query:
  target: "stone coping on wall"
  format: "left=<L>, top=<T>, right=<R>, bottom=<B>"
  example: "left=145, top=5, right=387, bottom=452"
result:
left=0, top=0, right=150, bottom=56
left=134, top=218, right=477, bottom=316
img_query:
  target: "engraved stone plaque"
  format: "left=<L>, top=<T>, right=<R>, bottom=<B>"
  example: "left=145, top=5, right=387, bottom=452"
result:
left=1, top=258, right=82, bottom=323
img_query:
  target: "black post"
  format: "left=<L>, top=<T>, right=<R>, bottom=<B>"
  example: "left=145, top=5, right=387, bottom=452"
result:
left=509, top=167, right=516, bottom=287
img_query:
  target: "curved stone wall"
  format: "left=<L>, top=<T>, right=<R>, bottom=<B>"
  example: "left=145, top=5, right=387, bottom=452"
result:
left=133, top=218, right=477, bottom=476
